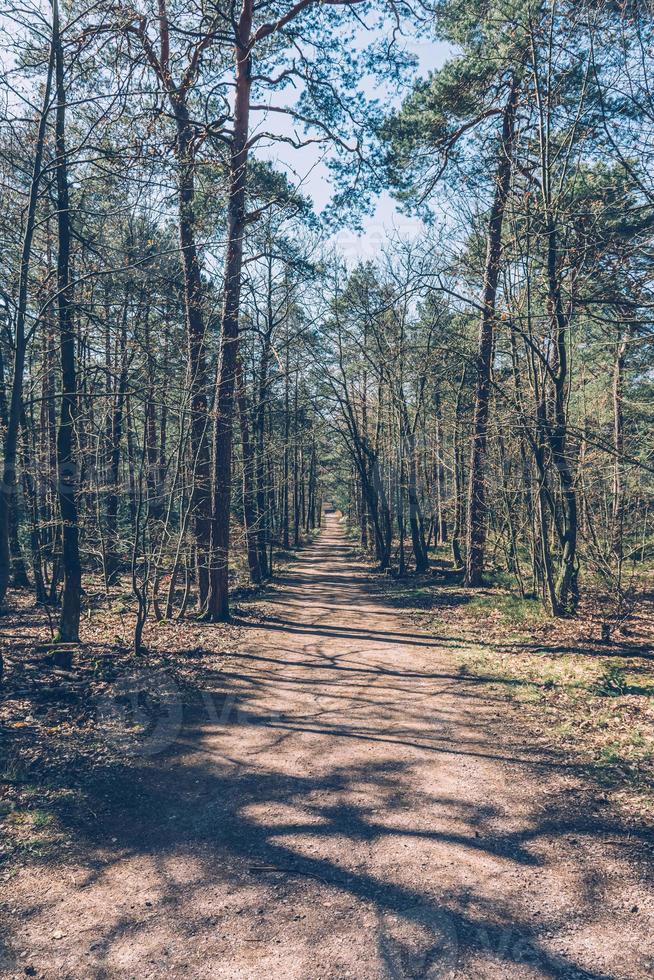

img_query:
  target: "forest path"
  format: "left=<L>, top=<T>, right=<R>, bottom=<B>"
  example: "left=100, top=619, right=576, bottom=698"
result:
left=5, top=513, right=654, bottom=979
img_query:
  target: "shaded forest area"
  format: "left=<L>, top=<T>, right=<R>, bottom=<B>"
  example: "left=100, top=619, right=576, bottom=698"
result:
left=1, top=0, right=653, bottom=866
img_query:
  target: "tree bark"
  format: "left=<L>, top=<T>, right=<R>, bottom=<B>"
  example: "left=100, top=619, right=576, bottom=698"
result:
left=0, top=36, right=54, bottom=606
left=104, top=289, right=129, bottom=584
left=235, top=358, right=262, bottom=583
left=53, top=0, right=82, bottom=651
left=433, top=388, right=448, bottom=544
left=612, top=330, right=628, bottom=567
left=206, top=5, right=253, bottom=620
left=465, top=77, right=519, bottom=586
left=254, top=323, right=272, bottom=577
left=282, top=338, right=290, bottom=548
left=172, top=98, right=212, bottom=609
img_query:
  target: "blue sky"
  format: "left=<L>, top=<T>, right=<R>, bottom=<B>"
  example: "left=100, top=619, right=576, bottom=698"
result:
left=252, top=31, right=452, bottom=259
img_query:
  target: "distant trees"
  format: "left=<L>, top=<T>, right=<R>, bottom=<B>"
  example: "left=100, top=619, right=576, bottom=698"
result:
left=319, top=255, right=451, bottom=575
left=372, top=0, right=654, bottom=614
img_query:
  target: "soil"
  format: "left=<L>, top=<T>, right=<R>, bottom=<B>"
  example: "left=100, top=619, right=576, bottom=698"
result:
left=1, top=512, right=653, bottom=979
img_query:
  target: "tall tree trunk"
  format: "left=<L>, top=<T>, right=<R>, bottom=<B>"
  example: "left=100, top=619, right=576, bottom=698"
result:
left=282, top=339, right=290, bottom=548
left=206, top=8, right=253, bottom=620
left=293, top=365, right=300, bottom=547
left=143, top=300, right=162, bottom=520
left=396, top=449, right=407, bottom=577
left=123, top=393, right=137, bottom=535
left=254, top=328, right=272, bottom=577
left=20, top=409, right=47, bottom=603
left=306, top=442, right=317, bottom=531
left=236, top=358, right=262, bottom=584
left=465, top=77, right=519, bottom=586
left=545, top=220, right=578, bottom=613
left=450, top=367, right=466, bottom=568
left=400, top=403, right=428, bottom=573
left=53, top=0, right=82, bottom=651
left=41, top=307, right=58, bottom=579
left=433, top=388, right=448, bottom=544
left=612, top=330, right=628, bottom=570
left=104, top=290, right=128, bottom=584
left=0, top=349, right=29, bottom=589
left=172, top=98, right=211, bottom=609
left=0, top=36, right=54, bottom=606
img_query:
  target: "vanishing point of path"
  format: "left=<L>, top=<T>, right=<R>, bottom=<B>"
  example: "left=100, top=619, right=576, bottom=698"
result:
left=5, top=513, right=654, bottom=979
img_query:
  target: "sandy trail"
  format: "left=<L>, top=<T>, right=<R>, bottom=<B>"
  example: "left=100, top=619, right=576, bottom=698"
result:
left=4, top=512, right=653, bottom=979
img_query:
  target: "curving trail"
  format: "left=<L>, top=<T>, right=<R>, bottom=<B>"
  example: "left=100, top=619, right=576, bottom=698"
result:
left=5, top=512, right=653, bottom=979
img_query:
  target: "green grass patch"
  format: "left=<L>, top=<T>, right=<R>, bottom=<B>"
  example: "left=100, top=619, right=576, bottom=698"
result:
left=466, top=592, right=547, bottom=627
left=593, top=663, right=628, bottom=697
left=457, top=640, right=654, bottom=808
left=0, top=805, right=64, bottom=861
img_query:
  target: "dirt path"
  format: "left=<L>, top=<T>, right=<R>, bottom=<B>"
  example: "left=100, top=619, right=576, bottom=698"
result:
left=3, top=513, right=653, bottom=979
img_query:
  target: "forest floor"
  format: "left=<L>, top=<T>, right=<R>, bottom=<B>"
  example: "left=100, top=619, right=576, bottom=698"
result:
left=1, top=512, right=654, bottom=979
left=372, top=552, right=654, bottom=823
